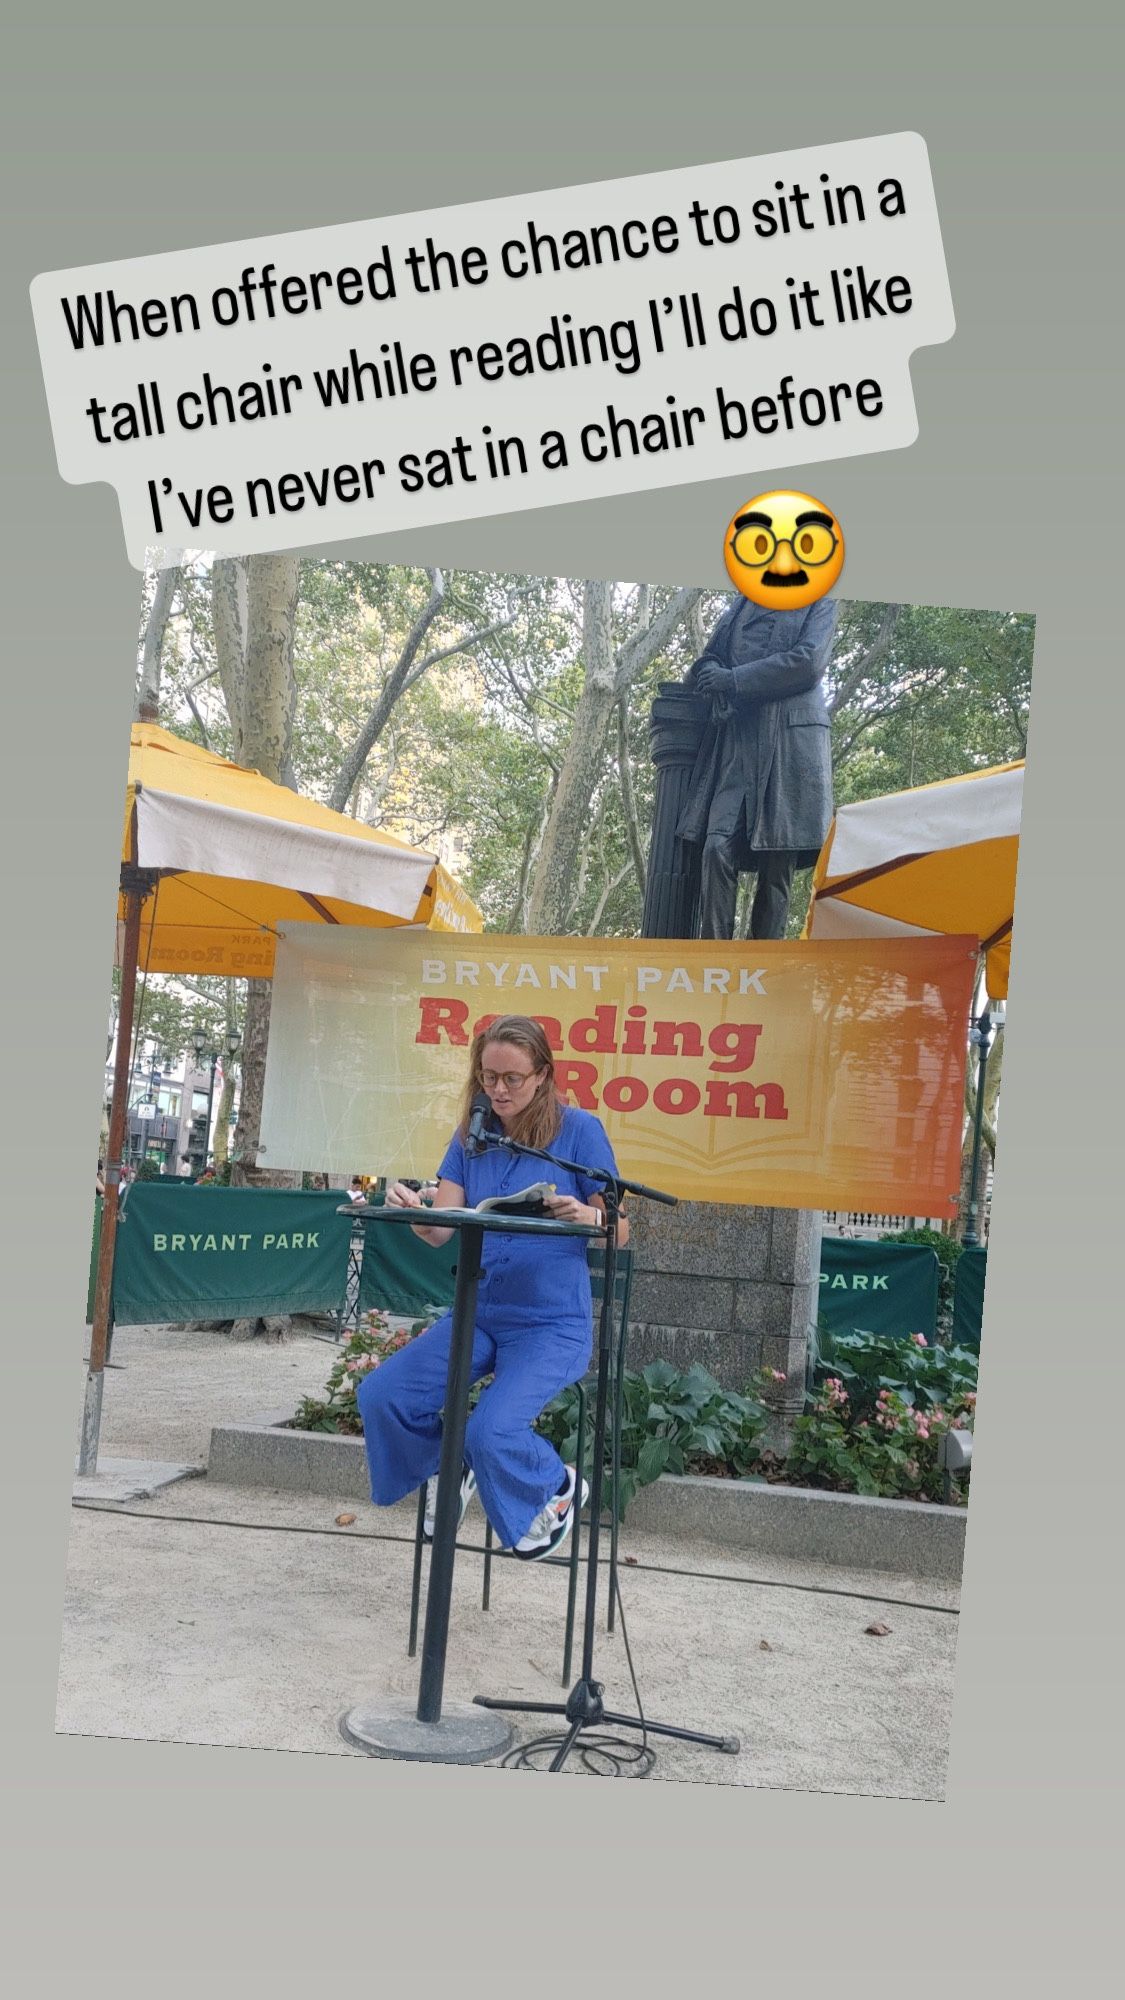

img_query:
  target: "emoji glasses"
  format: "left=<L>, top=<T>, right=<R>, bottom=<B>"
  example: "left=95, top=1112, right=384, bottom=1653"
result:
left=730, top=515, right=839, bottom=570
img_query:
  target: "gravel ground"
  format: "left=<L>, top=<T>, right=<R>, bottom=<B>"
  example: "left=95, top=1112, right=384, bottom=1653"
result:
left=61, top=1320, right=960, bottom=1798
left=89, top=1316, right=349, bottom=1466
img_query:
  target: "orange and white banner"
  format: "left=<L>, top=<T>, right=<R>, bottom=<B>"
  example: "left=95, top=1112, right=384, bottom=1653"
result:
left=260, top=927, right=977, bottom=1212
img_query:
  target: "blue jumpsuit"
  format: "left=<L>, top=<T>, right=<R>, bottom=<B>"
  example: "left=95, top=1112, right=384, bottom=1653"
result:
left=357, top=1106, right=619, bottom=1549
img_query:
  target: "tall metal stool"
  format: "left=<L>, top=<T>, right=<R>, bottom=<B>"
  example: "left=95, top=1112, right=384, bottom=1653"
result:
left=407, top=1245, right=635, bottom=1686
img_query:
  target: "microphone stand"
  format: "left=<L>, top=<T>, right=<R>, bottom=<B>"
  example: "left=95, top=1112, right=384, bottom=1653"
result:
left=471, top=1128, right=740, bottom=1775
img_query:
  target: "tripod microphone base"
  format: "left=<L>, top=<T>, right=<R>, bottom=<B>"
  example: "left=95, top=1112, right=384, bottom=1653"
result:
left=564, top=1678, right=606, bottom=1727
left=340, top=1696, right=513, bottom=1764
left=473, top=1689, right=740, bottom=1767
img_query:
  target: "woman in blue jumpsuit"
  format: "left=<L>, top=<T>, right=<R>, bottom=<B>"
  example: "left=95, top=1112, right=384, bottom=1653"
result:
left=356, top=1015, right=625, bottom=1560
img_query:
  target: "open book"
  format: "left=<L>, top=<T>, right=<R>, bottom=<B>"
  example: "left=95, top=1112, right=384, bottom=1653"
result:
left=474, top=1181, right=556, bottom=1218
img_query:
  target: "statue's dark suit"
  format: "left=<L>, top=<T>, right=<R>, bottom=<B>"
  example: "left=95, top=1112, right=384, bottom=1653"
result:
left=677, top=595, right=838, bottom=939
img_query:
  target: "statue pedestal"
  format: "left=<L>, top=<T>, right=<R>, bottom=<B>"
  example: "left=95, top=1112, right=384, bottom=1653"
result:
left=625, top=1199, right=822, bottom=1447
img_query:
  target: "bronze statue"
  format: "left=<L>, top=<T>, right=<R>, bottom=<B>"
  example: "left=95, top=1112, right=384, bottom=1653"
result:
left=672, top=594, right=838, bottom=940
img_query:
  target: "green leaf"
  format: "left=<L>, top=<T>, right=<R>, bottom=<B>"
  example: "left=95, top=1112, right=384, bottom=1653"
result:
left=637, top=1436, right=672, bottom=1486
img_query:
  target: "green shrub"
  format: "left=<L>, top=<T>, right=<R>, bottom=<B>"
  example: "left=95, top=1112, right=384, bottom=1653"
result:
left=813, top=1325, right=977, bottom=1420
left=536, top=1359, right=776, bottom=1516
left=790, top=1325, right=977, bottom=1501
left=291, top=1318, right=976, bottom=1511
left=293, top=1309, right=434, bottom=1436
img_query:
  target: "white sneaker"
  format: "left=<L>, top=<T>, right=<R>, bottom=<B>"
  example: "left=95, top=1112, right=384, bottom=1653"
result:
left=512, top=1466, right=589, bottom=1560
left=423, top=1466, right=477, bottom=1541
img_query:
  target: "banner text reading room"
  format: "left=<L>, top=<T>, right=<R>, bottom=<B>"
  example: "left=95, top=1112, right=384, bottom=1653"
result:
left=416, top=997, right=787, bottom=1124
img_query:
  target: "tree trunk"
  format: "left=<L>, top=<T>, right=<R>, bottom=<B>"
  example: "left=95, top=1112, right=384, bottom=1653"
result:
left=616, top=697, right=648, bottom=895
left=527, top=582, right=702, bottom=934
left=827, top=604, right=903, bottom=720
left=231, top=554, right=301, bottom=1189
left=327, top=571, right=445, bottom=812
left=135, top=563, right=180, bottom=720
left=528, top=582, right=617, bottom=933
left=957, top=1026, right=1002, bottom=1237
left=212, top=557, right=250, bottom=757
left=231, top=976, right=280, bottom=1183
left=243, top=556, right=300, bottom=783
left=211, top=1073, right=236, bottom=1169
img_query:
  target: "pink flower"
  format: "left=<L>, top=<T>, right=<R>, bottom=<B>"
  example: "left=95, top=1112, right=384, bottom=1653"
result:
left=911, top=1333, right=927, bottom=1348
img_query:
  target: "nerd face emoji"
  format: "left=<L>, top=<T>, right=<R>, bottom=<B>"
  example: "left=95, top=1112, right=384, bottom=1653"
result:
left=724, top=490, right=844, bottom=609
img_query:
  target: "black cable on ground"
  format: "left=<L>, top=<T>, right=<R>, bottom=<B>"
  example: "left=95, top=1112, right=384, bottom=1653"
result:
left=69, top=1500, right=960, bottom=1616
left=497, top=1558, right=655, bottom=1777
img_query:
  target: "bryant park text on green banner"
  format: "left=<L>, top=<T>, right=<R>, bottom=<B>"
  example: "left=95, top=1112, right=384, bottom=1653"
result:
left=109, top=1184, right=354, bottom=1325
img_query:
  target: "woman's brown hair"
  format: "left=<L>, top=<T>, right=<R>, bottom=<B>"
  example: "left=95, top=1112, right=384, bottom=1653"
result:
left=457, top=1015, right=564, bottom=1153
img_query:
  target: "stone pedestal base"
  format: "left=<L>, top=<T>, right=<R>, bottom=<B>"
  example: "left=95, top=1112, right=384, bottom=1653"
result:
left=625, top=1200, right=821, bottom=1442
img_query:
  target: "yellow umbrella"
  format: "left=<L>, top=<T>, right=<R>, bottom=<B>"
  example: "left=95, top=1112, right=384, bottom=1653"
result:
left=83, top=724, right=481, bottom=1478
left=123, top=723, right=481, bottom=971
left=804, top=760, right=1022, bottom=1001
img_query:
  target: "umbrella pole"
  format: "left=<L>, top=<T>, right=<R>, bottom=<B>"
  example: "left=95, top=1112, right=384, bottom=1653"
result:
left=79, top=869, right=147, bottom=1477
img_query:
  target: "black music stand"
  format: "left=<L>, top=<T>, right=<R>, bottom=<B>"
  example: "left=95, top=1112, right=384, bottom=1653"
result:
left=339, top=1202, right=601, bottom=1764
left=468, top=1140, right=740, bottom=1774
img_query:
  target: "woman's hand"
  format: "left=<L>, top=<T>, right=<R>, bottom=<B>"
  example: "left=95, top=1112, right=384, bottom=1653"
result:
left=543, top=1193, right=600, bottom=1227
left=390, top=1176, right=460, bottom=1246
left=385, top=1180, right=424, bottom=1210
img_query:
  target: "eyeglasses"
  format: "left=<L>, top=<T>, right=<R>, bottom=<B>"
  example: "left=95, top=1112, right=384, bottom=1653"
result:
left=481, top=1069, right=539, bottom=1091
left=730, top=521, right=838, bottom=568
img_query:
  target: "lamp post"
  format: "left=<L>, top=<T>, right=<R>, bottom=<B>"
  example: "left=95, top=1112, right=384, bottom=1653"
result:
left=963, top=999, right=1005, bottom=1249
left=129, top=1049, right=163, bottom=1170
left=191, top=1026, right=242, bottom=1168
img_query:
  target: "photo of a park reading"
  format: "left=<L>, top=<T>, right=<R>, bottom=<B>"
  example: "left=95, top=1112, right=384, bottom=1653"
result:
left=63, top=554, right=1029, bottom=1794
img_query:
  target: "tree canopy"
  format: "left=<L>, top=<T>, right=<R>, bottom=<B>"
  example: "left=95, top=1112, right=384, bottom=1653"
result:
left=131, top=558, right=1033, bottom=1168
left=138, top=558, right=1032, bottom=943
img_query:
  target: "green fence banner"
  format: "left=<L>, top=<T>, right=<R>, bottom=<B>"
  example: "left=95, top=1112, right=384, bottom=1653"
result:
left=952, top=1246, right=987, bottom=1348
left=818, top=1238, right=940, bottom=1345
left=354, top=1210, right=944, bottom=1343
left=109, top=1184, right=354, bottom=1325
left=357, top=1195, right=457, bottom=1319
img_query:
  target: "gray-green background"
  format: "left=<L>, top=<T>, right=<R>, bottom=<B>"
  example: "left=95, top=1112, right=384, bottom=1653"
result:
left=2, top=3, right=1120, bottom=1991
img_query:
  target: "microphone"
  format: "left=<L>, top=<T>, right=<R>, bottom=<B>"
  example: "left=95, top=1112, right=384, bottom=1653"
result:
left=466, top=1091, right=493, bottom=1157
